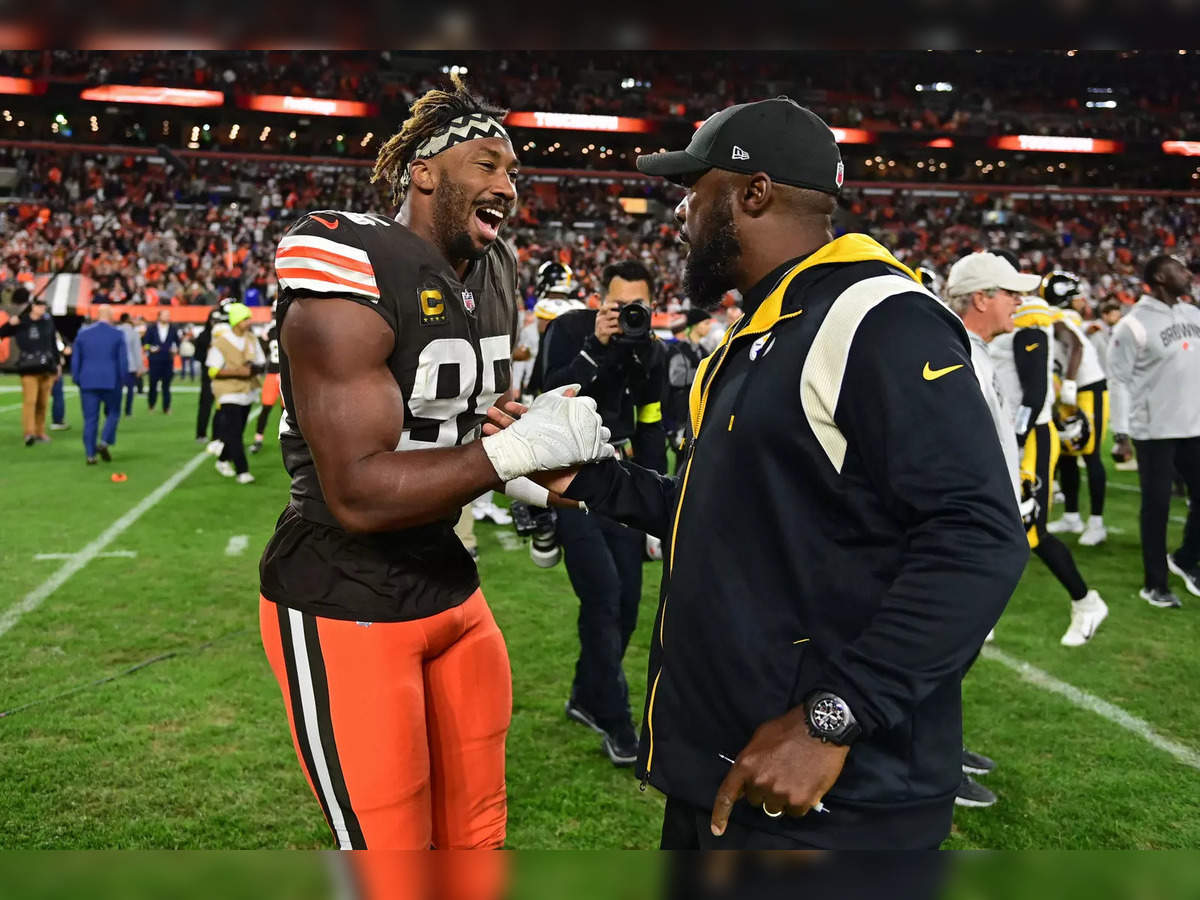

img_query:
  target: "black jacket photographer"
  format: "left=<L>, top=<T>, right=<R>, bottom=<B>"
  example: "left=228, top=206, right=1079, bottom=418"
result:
left=2, top=289, right=61, bottom=444
left=535, top=259, right=668, bottom=768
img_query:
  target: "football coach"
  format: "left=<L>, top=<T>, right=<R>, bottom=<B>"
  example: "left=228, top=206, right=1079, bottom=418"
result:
left=500, top=98, right=1029, bottom=849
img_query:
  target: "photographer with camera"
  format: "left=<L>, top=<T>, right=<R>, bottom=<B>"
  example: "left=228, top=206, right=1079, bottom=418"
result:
left=205, top=302, right=265, bottom=484
left=537, top=259, right=667, bottom=767
left=1, top=288, right=61, bottom=447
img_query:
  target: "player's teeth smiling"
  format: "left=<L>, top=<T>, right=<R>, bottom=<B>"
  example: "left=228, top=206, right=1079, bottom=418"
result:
left=477, top=208, right=504, bottom=226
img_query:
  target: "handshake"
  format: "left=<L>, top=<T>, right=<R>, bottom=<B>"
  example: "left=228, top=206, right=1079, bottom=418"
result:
left=480, top=384, right=612, bottom=485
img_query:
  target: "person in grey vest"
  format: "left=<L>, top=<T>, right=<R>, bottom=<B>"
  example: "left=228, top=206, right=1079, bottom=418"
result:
left=1109, top=255, right=1200, bottom=608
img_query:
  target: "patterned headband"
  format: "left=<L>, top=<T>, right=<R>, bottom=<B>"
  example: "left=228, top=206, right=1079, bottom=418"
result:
left=398, top=113, right=510, bottom=194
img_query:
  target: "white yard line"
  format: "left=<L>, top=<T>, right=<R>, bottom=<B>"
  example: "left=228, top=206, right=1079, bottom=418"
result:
left=0, top=402, right=23, bottom=413
left=1109, top=481, right=1189, bottom=524
left=981, top=645, right=1200, bottom=770
left=224, top=534, right=249, bottom=556
left=0, top=451, right=210, bottom=639
left=33, top=551, right=137, bottom=561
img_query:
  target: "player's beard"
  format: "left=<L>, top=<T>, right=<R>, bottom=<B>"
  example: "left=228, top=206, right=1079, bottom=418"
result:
left=433, top=177, right=487, bottom=263
left=683, top=191, right=741, bottom=311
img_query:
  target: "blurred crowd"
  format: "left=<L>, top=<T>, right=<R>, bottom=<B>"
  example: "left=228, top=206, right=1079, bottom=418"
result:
left=2, top=50, right=1197, bottom=140
left=0, top=146, right=1191, bottom=317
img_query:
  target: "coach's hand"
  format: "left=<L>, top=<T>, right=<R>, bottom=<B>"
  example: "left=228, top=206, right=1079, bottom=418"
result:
left=1112, top=434, right=1134, bottom=463
left=710, top=706, right=850, bottom=836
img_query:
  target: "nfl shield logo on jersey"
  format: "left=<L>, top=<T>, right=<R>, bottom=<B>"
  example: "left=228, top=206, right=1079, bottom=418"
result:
left=461, top=290, right=476, bottom=314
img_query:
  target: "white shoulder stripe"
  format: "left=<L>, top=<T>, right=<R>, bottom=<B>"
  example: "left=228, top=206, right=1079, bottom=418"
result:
left=278, top=275, right=380, bottom=300
left=277, top=255, right=379, bottom=290
left=277, top=233, right=372, bottom=264
left=801, top=274, right=942, bottom=474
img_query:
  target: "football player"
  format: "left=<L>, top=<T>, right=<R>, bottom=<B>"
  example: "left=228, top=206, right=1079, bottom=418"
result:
left=257, top=74, right=610, bottom=849
left=1040, top=272, right=1109, bottom=545
left=988, top=252, right=1107, bottom=646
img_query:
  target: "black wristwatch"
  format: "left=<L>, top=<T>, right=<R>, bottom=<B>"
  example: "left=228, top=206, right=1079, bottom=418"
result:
left=804, top=691, right=861, bottom=746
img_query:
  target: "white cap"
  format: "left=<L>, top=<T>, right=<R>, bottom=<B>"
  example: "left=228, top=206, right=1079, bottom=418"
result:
left=944, top=252, right=1042, bottom=297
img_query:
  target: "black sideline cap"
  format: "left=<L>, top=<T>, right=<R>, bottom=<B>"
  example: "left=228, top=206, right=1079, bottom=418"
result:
left=637, top=96, right=844, bottom=195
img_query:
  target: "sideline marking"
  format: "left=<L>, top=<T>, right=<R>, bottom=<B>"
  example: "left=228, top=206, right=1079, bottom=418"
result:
left=33, top=551, right=137, bottom=561
left=1109, top=481, right=1188, bottom=524
left=981, top=645, right=1200, bottom=770
left=0, top=451, right=210, bottom=639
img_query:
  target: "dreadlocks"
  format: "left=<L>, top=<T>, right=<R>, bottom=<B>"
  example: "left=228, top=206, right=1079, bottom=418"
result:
left=371, top=72, right=509, bottom=207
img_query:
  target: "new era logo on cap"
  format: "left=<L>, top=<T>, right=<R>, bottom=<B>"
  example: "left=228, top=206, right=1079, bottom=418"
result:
left=835, top=161, right=844, bottom=188
left=731, top=145, right=750, bottom=161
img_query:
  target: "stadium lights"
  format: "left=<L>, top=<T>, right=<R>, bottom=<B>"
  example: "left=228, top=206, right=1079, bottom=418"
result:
left=361, top=131, right=373, bottom=147
left=229, top=124, right=240, bottom=139
left=1067, top=50, right=1077, bottom=56
left=865, top=159, right=873, bottom=166
left=1086, top=101, right=1118, bottom=109
left=17, top=120, right=24, bottom=127
left=89, top=115, right=98, bottom=133
left=441, top=65, right=469, bottom=75
left=259, top=125, right=271, bottom=141
left=914, top=82, right=953, bottom=92
left=162, top=120, right=169, bottom=134
left=288, top=130, right=297, bottom=140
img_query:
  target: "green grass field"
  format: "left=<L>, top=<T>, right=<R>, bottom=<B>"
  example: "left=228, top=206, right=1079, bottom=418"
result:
left=1, top=374, right=1198, bottom=849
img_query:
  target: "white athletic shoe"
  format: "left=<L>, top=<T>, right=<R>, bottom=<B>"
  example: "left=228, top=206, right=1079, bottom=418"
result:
left=984, top=628, right=996, bottom=643
left=215, top=460, right=235, bottom=477
left=1047, top=513, right=1084, bottom=535
left=1060, top=590, right=1108, bottom=647
left=1078, top=519, right=1108, bottom=547
left=206, top=439, right=225, bottom=457
left=236, top=472, right=256, bottom=484
left=472, top=498, right=513, bottom=525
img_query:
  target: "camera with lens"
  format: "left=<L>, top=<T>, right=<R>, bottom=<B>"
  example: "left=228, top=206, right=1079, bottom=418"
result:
left=510, top=500, right=560, bottom=568
left=615, top=301, right=652, bottom=344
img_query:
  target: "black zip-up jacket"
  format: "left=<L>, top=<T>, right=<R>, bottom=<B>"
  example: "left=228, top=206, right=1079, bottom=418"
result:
left=540, top=307, right=667, bottom=473
left=563, top=234, right=1028, bottom=846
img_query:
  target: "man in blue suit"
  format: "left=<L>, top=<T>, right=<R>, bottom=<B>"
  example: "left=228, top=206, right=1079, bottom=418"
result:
left=72, top=305, right=129, bottom=465
left=143, top=307, right=180, bottom=414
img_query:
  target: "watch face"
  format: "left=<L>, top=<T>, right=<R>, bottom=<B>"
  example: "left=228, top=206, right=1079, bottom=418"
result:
left=810, top=697, right=847, bottom=734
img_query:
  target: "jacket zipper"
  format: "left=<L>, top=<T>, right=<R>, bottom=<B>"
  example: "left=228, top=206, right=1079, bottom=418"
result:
left=642, top=264, right=816, bottom=787
left=643, top=317, right=756, bottom=785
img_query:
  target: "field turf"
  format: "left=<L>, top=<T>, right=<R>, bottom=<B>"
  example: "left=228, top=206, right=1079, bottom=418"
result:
left=1, top=374, right=1197, bottom=848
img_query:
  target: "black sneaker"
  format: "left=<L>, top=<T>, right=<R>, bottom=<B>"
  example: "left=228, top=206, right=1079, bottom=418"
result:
left=86, top=457, right=97, bottom=465
left=24, top=435, right=35, bottom=446
left=1140, top=587, right=1183, bottom=609
left=97, top=443, right=111, bottom=462
left=564, top=698, right=605, bottom=735
left=249, top=440, right=263, bottom=455
left=955, top=774, right=997, bottom=808
left=602, top=723, right=639, bottom=768
left=1167, top=555, right=1200, bottom=598
left=962, top=748, right=996, bottom=776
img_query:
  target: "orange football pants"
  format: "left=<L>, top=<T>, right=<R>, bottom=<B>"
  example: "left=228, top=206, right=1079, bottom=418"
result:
left=259, top=589, right=512, bottom=849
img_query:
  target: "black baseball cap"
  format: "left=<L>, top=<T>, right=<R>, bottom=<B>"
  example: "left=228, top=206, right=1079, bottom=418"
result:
left=636, top=97, right=844, bottom=195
